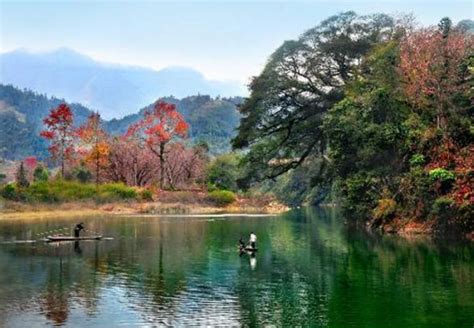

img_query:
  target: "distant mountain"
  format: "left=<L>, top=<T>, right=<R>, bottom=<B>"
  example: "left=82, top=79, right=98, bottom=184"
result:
left=0, top=48, right=246, bottom=119
left=0, top=84, right=242, bottom=160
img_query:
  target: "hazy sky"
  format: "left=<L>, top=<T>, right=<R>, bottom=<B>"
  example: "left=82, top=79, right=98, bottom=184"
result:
left=1, top=0, right=472, bottom=83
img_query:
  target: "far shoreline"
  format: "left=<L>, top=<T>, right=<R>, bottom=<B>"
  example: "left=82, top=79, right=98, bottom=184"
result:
left=0, top=200, right=290, bottom=221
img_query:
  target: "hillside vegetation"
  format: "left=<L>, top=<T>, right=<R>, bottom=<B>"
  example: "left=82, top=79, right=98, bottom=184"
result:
left=233, top=13, right=473, bottom=234
left=0, top=84, right=242, bottom=159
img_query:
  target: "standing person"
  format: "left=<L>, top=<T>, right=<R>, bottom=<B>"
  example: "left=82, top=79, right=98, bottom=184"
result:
left=249, top=232, right=257, bottom=249
left=239, top=236, right=245, bottom=249
left=74, top=222, right=85, bottom=238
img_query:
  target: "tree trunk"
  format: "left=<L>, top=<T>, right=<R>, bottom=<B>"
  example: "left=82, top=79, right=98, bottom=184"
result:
left=159, top=143, right=166, bottom=189
left=96, top=147, right=100, bottom=186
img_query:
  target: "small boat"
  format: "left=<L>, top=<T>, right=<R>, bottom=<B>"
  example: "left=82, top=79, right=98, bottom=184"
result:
left=46, top=235, right=103, bottom=242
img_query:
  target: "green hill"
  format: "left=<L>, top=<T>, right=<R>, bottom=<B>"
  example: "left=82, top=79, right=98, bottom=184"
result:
left=0, top=84, right=242, bottom=159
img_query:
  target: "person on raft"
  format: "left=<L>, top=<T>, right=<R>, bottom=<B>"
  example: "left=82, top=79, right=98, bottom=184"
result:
left=239, top=236, right=246, bottom=250
left=74, top=223, right=85, bottom=238
left=249, top=232, right=257, bottom=249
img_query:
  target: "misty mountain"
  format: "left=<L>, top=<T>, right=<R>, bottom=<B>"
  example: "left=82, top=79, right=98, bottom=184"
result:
left=0, top=48, right=246, bottom=119
left=0, top=84, right=242, bottom=160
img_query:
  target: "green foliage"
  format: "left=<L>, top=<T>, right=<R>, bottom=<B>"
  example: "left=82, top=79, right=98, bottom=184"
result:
left=1, top=180, right=138, bottom=203
left=208, top=190, right=236, bottom=206
left=0, top=84, right=92, bottom=160
left=140, top=189, right=154, bottom=201
left=340, top=174, right=379, bottom=220
left=100, top=183, right=137, bottom=200
left=72, top=165, right=93, bottom=183
left=409, top=154, right=425, bottom=167
left=15, top=162, right=29, bottom=188
left=233, top=12, right=400, bottom=183
left=431, top=197, right=454, bottom=216
left=1, top=183, right=18, bottom=200
left=428, top=168, right=456, bottom=183
left=0, top=173, right=6, bottom=183
left=33, top=165, right=49, bottom=182
left=206, top=153, right=241, bottom=192
left=372, top=198, right=397, bottom=222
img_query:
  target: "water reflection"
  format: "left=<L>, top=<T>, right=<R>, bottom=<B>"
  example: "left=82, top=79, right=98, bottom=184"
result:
left=0, top=209, right=472, bottom=327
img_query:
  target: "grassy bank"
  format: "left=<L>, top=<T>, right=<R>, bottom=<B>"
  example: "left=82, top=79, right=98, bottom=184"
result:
left=0, top=180, right=289, bottom=220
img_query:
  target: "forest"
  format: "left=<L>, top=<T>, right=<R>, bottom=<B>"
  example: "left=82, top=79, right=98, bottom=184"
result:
left=1, top=12, right=473, bottom=234
left=233, top=13, right=473, bottom=234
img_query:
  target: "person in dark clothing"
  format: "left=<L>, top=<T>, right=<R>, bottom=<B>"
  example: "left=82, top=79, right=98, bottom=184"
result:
left=239, top=236, right=245, bottom=250
left=74, top=223, right=85, bottom=237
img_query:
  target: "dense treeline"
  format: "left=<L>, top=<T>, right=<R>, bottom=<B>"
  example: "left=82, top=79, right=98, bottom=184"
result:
left=1, top=100, right=240, bottom=206
left=233, top=12, right=473, bottom=232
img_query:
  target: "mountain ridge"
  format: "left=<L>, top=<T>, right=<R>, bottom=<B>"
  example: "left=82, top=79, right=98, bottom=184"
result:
left=0, top=48, right=246, bottom=119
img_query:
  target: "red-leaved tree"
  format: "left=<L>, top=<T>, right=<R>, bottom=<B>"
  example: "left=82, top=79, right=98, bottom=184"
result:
left=107, top=136, right=157, bottom=186
left=127, top=101, right=188, bottom=188
left=77, top=113, right=110, bottom=185
left=399, top=22, right=473, bottom=132
left=40, top=104, right=75, bottom=178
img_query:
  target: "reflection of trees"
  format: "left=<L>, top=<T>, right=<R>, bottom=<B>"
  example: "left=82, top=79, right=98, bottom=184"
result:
left=233, top=208, right=474, bottom=327
left=1, top=213, right=473, bottom=326
left=0, top=240, right=105, bottom=326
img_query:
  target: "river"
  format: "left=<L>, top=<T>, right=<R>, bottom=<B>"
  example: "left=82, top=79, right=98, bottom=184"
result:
left=0, top=208, right=473, bottom=327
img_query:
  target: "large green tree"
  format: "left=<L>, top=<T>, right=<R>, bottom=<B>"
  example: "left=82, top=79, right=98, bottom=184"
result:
left=233, top=12, right=402, bottom=183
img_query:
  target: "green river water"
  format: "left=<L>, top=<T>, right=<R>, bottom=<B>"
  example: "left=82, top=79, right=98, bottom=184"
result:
left=0, top=208, right=473, bottom=327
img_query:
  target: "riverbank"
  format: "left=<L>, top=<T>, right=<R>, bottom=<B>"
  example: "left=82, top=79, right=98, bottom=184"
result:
left=0, top=190, right=289, bottom=220
left=378, top=217, right=474, bottom=241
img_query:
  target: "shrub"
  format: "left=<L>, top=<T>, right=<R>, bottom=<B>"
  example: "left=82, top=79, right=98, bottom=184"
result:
left=206, top=154, right=240, bottom=192
left=1, top=183, right=17, bottom=200
left=429, top=168, right=455, bottom=183
left=99, top=183, right=137, bottom=200
left=26, top=182, right=58, bottom=202
left=208, top=190, right=236, bottom=206
left=72, top=165, right=92, bottom=183
left=140, top=189, right=154, bottom=201
left=431, top=197, right=454, bottom=216
left=409, top=154, right=425, bottom=167
left=372, top=198, right=397, bottom=221
left=33, top=165, right=49, bottom=182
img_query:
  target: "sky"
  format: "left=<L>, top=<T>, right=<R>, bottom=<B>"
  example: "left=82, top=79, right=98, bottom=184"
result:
left=0, top=0, right=473, bottom=84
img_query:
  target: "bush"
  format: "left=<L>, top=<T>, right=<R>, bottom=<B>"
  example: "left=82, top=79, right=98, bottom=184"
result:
left=1, top=183, right=18, bottom=200
left=429, top=168, right=455, bottom=183
left=208, top=190, right=236, bottom=206
left=26, top=181, right=58, bottom=202
left=99, top=183, right=137, bottom=200
left=372, top=198, right=397, bottom=221
left=72, top=165, right=92, bottom=183
left=33, top=166, right=49, bottom=182
left=4, top=180, right=139, bottom=203
left=431, top=197, right=454, bottom=216
left=140, top=189, right=154, bottom=201
left=206, top=154, right=240, bottom=192
left=409, top=154, right=425, bottom=167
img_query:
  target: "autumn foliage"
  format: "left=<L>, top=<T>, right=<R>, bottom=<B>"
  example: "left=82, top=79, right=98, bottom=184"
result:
left=40, top=104, right=75, bottom=177
left=126, top=101, right=189, bottom=188
left=38, top=100, right=203, bottom=191
left=399, top=23, right=473, bottom=130
left=77, top=113, right=110, bottom=185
